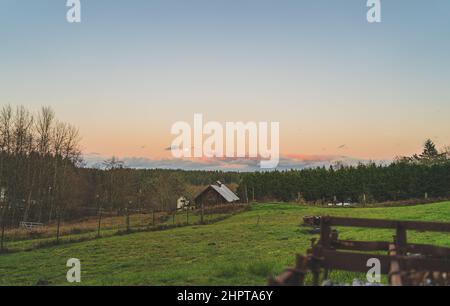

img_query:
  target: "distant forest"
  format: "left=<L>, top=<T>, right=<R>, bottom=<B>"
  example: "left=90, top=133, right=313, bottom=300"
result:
left=238, top=139, right=450, bottom=203
left=239, top=157, right=450, bottom=204
left=0, top=105, right=449, bottom=230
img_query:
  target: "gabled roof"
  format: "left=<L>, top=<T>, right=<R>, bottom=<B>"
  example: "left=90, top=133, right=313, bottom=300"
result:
left=210, top=181, right=240, bottom=203
left=196, top=181, right=240, bottom=203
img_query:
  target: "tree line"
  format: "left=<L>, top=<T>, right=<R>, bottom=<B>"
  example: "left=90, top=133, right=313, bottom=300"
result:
left=238, top=140, right=450, bottom=203
left=0, top=105, right=84, bottom=242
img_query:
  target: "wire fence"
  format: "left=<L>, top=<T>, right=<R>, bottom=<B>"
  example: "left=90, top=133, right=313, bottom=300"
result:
left=0, top=203, right=249, bottom=254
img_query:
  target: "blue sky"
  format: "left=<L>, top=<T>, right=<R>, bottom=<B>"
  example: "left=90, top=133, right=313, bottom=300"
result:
left=1, top=0, right=449, bottom=166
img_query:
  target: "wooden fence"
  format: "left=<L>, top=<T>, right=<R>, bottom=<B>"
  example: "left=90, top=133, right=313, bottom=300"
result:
left=270, top=216, right=450, bottom=286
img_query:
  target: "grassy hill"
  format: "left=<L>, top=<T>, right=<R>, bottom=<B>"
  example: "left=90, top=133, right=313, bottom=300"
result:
left=1, top=201, right=449, bottom=286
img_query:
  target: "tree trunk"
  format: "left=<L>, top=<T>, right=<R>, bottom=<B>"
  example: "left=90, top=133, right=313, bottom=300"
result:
left=201, top=202, right=204, bottom=224
left=23, top=168, right=36, bottom=222
left=125, top=207, right=130, bottom=232
left=48, top=159, right=59, bottom=223
left=55, top=160, right=69, bottom=244
left=97, top=206, right=102, bottom=238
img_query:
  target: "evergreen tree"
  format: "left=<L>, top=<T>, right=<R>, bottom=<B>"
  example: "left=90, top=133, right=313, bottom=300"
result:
left=412, top=139, right=446, bottom=164
left=420, top=139, right=440, bottom=159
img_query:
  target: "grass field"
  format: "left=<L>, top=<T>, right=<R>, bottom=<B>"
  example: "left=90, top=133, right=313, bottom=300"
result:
left=2, top=205, right=245, bottom=252
left=1, top=201, right=449, bottom=286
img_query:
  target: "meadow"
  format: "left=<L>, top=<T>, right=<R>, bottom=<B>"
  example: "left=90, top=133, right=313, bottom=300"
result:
left=1, top=201, right=449, bottom=286
left=1, top=204, right=246, bottom=253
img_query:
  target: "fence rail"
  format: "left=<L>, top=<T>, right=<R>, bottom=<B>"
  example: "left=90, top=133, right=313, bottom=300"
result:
left=19, top=222, right=44, bottom=231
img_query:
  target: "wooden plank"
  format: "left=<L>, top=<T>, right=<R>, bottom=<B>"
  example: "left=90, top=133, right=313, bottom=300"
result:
left=389, top=244, right=403, bottom=286
left=320, top=249, right=450, bottom=274
left=319, top=218, right=331, bottom=247
left=332, top=240, right=450, bottom=257
left=406, top=243, right=450, bottom=257
left=327, top=217, right=450, bottom=232
left=395, top=225, right=407, bottom=255
left=401, top=256, right=450, bottom=272
left=320, top=250, right=392, bottom=274
left=332, top=240, right=391, bottom=251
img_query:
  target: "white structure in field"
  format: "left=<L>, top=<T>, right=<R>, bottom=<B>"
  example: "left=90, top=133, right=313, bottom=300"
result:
left=177, top=197, right=190, bottom=210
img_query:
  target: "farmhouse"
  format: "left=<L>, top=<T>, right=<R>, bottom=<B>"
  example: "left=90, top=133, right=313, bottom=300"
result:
left=195, top=181, right=240, bottom=206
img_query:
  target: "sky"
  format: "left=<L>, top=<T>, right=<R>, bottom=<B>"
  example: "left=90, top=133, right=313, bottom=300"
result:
left=1, top=0, right=450, bottom=170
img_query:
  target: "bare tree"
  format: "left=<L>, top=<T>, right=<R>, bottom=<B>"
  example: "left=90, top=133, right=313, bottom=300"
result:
left=10, top=107, right=34, bottom=225
left=102, top=156, right=124, bottom=212
left=12, top=106, right=33, bottom=155
left=48, top=121, right=68, bottom=223
left=36, top=107, right=55, bottom=156
left=0, top=105, right=13, bottom=155
left=56, top=123, right=81, bottom=242
left=34, top=107, right=55, bottom=222
left=0, top=105, right=83, bottom=239
left=0, top=105, right=13, bottom=250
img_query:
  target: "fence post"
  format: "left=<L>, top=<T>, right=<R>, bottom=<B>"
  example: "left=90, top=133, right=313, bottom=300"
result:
left=201, top=203, right=204, bottom=224
left=395, top=224, right=407, bottom=255
left=97, top=208, right=102, bottom=238
left=152, top=209, right=155, bottom=226
left=186, top=209, right=189, bottom=225
left=56, top=207, right=62, bottom=244
left=0, top=206, right=6, bottom=252
left=245, top=185, right=249, bottom=204
left=96, top=195, right=102, bottom=238
left=125, top=207, right=130, bottom=232
left=319, top=217, right=331, bottom=248
left=310, top=245, right=322, bottom=286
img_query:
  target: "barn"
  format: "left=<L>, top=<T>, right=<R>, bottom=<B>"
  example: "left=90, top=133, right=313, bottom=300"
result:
left=195, top=181, right=240, bottom=206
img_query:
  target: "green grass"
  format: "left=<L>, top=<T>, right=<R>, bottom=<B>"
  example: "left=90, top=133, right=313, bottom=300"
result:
left=1, top=201, right=449, bottom=286
left=2, top=211, right=232, bottom=252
